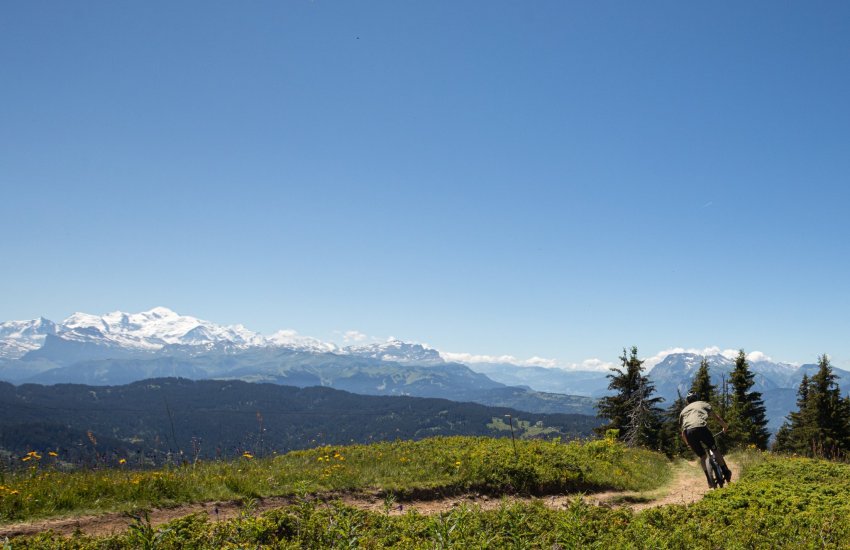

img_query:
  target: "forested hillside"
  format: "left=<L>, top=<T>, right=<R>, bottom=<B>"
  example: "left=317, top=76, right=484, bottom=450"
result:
left=0, top=378, right=600, bottom=465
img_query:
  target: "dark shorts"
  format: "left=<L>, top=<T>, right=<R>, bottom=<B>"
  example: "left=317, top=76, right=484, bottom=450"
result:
left=684, top=426, right=717, bottom=458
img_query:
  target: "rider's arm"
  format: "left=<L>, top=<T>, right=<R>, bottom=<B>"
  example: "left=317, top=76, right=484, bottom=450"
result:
left=680, top=429, right=688, bottom=446
left=711, top=411, right=729, bottom=432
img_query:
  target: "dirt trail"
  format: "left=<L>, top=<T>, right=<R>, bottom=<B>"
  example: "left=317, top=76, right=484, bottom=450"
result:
left=0, top=460, right=733, bottom=539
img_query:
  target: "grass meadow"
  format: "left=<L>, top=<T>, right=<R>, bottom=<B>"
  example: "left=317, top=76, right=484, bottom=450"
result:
left=4, top=437, right=850, bottom=548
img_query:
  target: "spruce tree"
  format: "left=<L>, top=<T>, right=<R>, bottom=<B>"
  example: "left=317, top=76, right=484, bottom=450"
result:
left=686, top=356, right=730, bottom=452
left=807, top=354, right=850, bottom=458
left=727, top=349, right=770, bottom=449
left=596, top=346, right=664, bottom=448
left=774, top=374, right=814, bottom=454
left=689, top=357, right=717, bottom=404
left=659, top=390, right=689, bottom=457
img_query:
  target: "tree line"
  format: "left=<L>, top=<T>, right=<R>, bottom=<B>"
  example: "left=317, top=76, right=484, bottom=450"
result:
left=0, top=378, right=601, bottom=469
left=596, top=347, right=850, bottom=459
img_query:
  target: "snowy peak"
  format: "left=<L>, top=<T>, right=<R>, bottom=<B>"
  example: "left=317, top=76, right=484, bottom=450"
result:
left=0, top=317, right=58, bottom=359
left=648, top=352, right=806, bottom=402
left=0, top=307, right=347, bottom=360
left=652, top=353, right=734, bottom=377
left=266, top=330, right=338, bottom=353
left=346, top=339, right=444, bottom=364
left=0, top=308, right=287, bottom=359
left=57, top=307, right=265, bottom=350
left=0, top=317, right=57, bottom=339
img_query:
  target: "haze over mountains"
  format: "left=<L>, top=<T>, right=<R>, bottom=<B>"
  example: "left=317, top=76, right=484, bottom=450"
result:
left=1, top=307, right=847, bottom=431
left=0, top=308, right=597, bottom=416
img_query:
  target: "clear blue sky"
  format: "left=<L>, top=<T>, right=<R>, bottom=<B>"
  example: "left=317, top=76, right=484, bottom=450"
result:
left=2, top=2, right=849, bottom=368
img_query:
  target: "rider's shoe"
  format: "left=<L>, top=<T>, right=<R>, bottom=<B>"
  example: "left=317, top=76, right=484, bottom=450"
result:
left=723, top=468, right=732, bottom=483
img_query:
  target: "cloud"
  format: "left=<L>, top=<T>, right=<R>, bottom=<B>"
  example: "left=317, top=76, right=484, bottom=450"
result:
left=342, top=330, right=368, bottom=343
left=441, top=345, right=776, bottom=375
left=523, top=356, right=560, bottom=368
left=441, top=352, right=612, bottom=372
left=441, top=352, right=523, bottom=364
left=568, top=358, right=616, bottom=372
left=441, top=352, right=559, bottom=368
left=746, top=350, right=773, bottom=362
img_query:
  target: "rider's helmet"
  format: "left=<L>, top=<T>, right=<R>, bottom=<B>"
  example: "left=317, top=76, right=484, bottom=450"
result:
left=686, top=391, right=698, bottom=404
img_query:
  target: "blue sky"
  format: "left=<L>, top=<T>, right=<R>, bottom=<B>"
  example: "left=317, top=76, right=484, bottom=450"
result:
left=2, top=2, right=849, bottom=368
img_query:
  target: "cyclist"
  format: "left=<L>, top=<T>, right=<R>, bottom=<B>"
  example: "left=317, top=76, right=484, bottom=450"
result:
left=679, top=391, right=732, bottom=488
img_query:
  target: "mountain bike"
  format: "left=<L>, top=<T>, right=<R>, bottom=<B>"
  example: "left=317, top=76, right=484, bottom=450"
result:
left=707, top=431, right=727, bottom=488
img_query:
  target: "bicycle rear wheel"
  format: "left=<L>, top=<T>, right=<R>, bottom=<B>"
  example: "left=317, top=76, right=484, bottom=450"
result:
left=708, top=453, right=725, bottom=488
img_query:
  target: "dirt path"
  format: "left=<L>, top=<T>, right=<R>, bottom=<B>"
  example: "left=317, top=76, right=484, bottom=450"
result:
left=0, top=460, right=733, bottom=539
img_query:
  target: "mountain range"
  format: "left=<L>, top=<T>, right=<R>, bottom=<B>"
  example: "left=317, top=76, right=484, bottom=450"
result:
left=0, top=308, right=597, bottom=416
left=2, top=308, right=848, bottom=432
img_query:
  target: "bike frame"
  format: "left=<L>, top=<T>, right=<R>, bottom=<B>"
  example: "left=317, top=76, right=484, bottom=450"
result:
left=707, top=431, right=726, bottom=488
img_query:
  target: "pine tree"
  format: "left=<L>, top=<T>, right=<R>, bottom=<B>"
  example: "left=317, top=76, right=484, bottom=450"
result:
left=726, top=350, right=770, bottom=449
left=689, top=357, right=717, bottom=404
left=774, top=355, right=850, bottom=458
left=717, top=373, right=730, bottom=419
left=807, top=354, right=850, bottom=458
left=686, top=356, right=731, bottom=452
left=596, top=346, right=664, bottom=448
left=774, top=374, right=814, bottom=454
left=659, top=390, right=689, bottom=457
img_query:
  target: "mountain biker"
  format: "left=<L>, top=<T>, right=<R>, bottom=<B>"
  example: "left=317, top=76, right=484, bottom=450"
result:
left=680, top=391, right=732, bottom=488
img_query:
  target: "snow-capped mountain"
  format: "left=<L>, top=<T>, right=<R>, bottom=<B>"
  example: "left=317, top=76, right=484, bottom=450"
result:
left=3, top=308, right=850, bottom=430
left=648, top=352, right=801, bottom=400
left=0, top=308, right=446, bottom=363
left=646, top=352, right=849, bottom=432
left=0, top=307, right=337, bottom=361
left=266, top=330, right=338, bottom=353
left=58, top=307, right=265, bottom=350
left=0, top=317, right=58, bottom=360
left=0, top=308, right=598, bottom=416
left=346, top=339, right=444, bottom=364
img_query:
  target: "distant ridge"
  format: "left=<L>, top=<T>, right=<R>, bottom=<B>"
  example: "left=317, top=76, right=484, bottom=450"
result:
left=3, top=309, right=849, bottom=429
left=0, top=378, right=601, bottom=460
left=0, top=309, right=597, bottom=416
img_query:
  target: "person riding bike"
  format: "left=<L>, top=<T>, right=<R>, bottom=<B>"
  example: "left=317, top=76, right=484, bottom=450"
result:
left=679, top=391, right=732, bottom=488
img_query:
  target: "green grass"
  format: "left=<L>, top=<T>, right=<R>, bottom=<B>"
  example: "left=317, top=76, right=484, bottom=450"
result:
left=11, top=450, right=850, bottom=549
left=0, top=435, right=668, bottom=524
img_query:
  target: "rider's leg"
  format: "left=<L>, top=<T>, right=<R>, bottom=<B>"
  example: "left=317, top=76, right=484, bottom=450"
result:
left=697, top=453, right=717, bottom=489
left=684, top=428, right=718, bottom=488
left=711, top=448, right=732, bottom=482
left=698, top=455, right=716, bottom=488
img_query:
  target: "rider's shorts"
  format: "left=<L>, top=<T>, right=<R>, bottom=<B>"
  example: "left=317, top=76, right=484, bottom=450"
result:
left=683, top=426, right=717, bottom=458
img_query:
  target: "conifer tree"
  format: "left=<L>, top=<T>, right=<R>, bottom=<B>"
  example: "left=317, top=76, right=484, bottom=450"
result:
left=806, top=354, right=850, bottom=458
left=726, top=350, right=770, bottom=449
left=659, top=390, right=689, bottom=457
left=596, top=346, right=664, bottom=448
left=718, top=373, right=730, bottom=419
left=774, top=374, right=814, bottom=454
left=689, top=357, right=717, bottom=404
left=686, top=356, right=731, bottom=452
